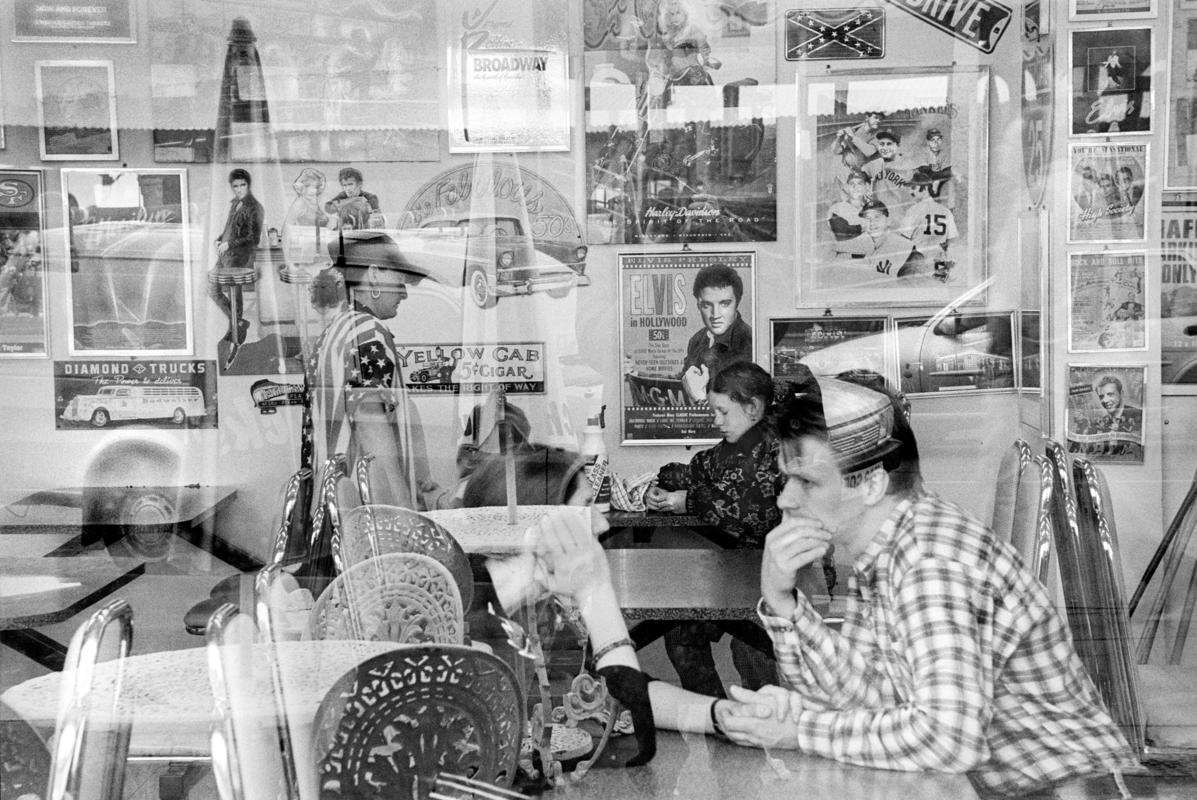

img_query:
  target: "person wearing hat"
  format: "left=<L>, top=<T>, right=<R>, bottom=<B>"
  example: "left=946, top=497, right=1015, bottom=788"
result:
left=862, top=129, right=914, bottom=216
left=834, top=199, right=924, bottom=279
left=899, top=167, right=958, bottom=275
left=827, top=169, right=870, bottom=242
left=918, top=127, right=956, bottom=208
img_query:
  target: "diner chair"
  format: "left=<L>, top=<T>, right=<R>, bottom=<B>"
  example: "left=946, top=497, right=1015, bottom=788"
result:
left=47, top=597, right=134, bottom=800
left=307, top=552, right=465, bottom=645
left=990, top=438, right=1033, bottom=543
left=1011, top=454, right=1058, bottom=600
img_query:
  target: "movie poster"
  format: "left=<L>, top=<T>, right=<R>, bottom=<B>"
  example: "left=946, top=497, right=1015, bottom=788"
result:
left=1160, top=196, right=1197, bottom=390
left=1066, top=364, right=1146, bottom=463
left=1068, top=252, right=1147, bottom=352
left=0, top=170, right=47, bottom=357
left=1069, top=26, right=1152, bottom=136
left=54, top=359, right=218, bottom=429
left=619, top=251, right=755, bottom=444
left=583, top=0, right=778, bottom=245
left=1068, top=142, right=1149, bottom=243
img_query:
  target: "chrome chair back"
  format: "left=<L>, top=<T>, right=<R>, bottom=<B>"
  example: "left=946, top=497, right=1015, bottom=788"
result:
left=1013, top=454, right=1057, bottom=598
left=254, top=563, right=306, bottom=800
left=47, top=598, right=134, bottom=800
left=991, top=439, right=1033, bottom=543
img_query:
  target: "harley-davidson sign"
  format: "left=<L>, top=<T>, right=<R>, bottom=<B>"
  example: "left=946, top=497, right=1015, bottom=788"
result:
left=884, top=0, right=1012, bottom=54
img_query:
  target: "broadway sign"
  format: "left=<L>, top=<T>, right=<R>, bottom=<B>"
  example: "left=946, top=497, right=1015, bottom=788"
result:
left=884, top=0, right=1012, bottom=54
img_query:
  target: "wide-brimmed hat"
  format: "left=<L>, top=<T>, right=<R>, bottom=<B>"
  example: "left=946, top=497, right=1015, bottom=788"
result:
left=819, top=376, right=902, bottom=472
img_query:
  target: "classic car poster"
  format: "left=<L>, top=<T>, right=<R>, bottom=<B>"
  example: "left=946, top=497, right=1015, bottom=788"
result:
left=1165, top=7, right=1197, bottom=189
left=619, top=251, right=755, bottom=445
left=1160, top=195, right=1197, bottom=391
left=893, top=311, right=1015, bottom=396
left=1022, top=1, right=1053, bottom=209
left=36, top=61, right=119, bottom=161
left=797, top=67, right=988, bottom=307
left=63, top=169, right=193, bottom=356
left=149, top=1, right=439, bottom=163
left=1069, top=142, right=1149, bottom=243
left=583, top=0, right=778, bottom=245
left=1069, top=26, right=1153, bottom=136
left=770, top=316, right=890, bottom=383
left=395, top=342, right=546, bottom=394
left=1069, top=0, right=1157, bottom=21
left=0, top=170, right=48, bottom=357
left=445, top=0, right=570, bottom=152
left=1066, top=364, right=1146, bottom=463
left=1068, top=252, right=1147, bottom=353
left=784, top=8, right=885, bottom=61
left=54, top=359, right=218, bottom=430
left=14, top=0, right=134, bottom=42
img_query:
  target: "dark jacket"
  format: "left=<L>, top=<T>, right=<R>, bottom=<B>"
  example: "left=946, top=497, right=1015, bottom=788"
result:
left=217, top=194, right=264, bottom=269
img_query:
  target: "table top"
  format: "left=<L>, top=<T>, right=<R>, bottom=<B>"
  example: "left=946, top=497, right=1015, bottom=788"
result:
left=0, top=555, right=144, bottom=629
left=607, top=511, right=704, bottom=528
left=0, top=485, right=238, bottom=530
left=426, top=505, right=591, bottom=554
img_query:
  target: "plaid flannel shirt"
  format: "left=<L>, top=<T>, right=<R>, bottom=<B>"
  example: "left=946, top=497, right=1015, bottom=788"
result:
left=759, top=490, right=1133, bottom=797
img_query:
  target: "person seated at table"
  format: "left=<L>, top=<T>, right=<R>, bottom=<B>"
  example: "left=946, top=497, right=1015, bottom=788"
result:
left=427, top=399, right=534, bottom=510
left=518, top=371, right=1134, bottom=797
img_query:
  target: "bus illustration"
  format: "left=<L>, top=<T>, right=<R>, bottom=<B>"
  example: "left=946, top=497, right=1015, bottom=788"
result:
left=61, top=384, right=206, bottom=427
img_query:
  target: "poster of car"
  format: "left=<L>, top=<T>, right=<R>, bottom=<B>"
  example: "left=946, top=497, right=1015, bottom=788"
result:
left=619, top=250, right=755, bottom=445
left=1069, top=26, right=1152, bottom=136
left=1068, top=142, right=1149, bottom=243
left=582, top=0, right=778, bottom=245
left=1160, top=195, right=1197, bottom=391
left=395, top=342, right=546, bottom=394
left=893, top=311, right=1015, bottom=396
left=1022, top=1, right=1053, bottom=209
left=796, top=67, right=988, bottom=307
left=36, top=60, right=119, bottom=161
left=1068, top=251, right=1147, bottom=352
left=1164, top=6, right=1197, bottom=189
left=1069, top=0, right=1157, bottom=21
left=54, top=359, right=218, bottom=430
left=1066, top=364, right=1146, bottom=463
left=769, top=316, right=890, bottom=383
left=0, top=170, right=48, bottom=358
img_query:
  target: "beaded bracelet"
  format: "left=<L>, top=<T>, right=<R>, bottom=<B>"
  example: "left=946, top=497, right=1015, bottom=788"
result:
left=591, top=636, right=633, bottom=664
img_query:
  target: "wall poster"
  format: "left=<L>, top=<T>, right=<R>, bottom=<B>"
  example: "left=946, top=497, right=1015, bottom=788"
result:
left=1069, top=26, right=1153, bottom=136
left=1160, top=195, right=1197, bottom=391
left=63, top=169, right=193, bottom=356
left=396, top=342, right=547, bottom=394
left=54, top=359, right=218, bottom=430
left=1066, top=364, right=1146, bottom=463
left=583, top=0, right=778, bottom=245
left=769, top=316, right=890, bottom=383
left=0, top=170, right=48, bottom=357
left=13, top=0, right=135, bottom=42
left=1069, top=1, right=1157, bottom=21
left=1068, top=142, right=1149, bottom=243
left=36, top=61, right=119, bottom=161
left=1165, top=5, right=1197, bottom=189
left=893, top=311, right=1015, bottom=396
left=797, top=67, right=988, bottom=307
left=619, top=250, right=755, bottom=445
left=1068, top=251, right=1147, bottom=352
left=1022, top=1, right=1053, bottom=209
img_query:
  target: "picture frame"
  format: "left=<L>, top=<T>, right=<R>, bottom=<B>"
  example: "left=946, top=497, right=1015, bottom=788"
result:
left=1069, top=27, right=1153, bottom=136
left=796, top=66, right=989, bottom=307
left=36, top=61, right=119, bottom=161
left=618, top=250, right=756, bottom=446
left=1160, top=194, right=1197, bottom=392
left=1164, top=5, right=1197, bottom=189
left=1066, top=364, right=1146, bottom=464
left=62, top=169, right=193, bottom=356
left=892, top=310, right=1015, bottom=396
left=0, top=170, right=48, bottom=358
left=13, top=0, right=135, bottom=43
left=1068, top=0, right=1157, bottom=22
left=769, top=315, right=891, bottom=385
left=1068, top=142, right=1149, bottom=243
left=1068, top=251, right=1148, bottom=353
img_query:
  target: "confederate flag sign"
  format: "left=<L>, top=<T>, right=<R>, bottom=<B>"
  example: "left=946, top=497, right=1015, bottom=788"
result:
left=785, top=9, right=885, bottom=61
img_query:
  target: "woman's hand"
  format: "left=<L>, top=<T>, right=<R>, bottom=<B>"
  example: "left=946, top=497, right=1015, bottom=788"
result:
left=761, top=516, right=831, bottom=617
left=645, top=487, right=686, bottom=514
left=532, top=507, right=610, bottom=607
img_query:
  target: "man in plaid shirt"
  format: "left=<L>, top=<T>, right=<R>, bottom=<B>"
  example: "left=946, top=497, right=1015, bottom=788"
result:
left=717, top=375, right=1134, bottom=798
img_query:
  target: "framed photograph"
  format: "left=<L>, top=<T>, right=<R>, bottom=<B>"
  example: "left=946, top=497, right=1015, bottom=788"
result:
left=770, top=316, right=890, bottom=384
left=63, top=169, right=193, bottom=356
left=36, top=61, right=119, bottom=161
left=13, top=0, right=134, bottom=43
left=1069, top=1, right=1157, bottom=21
left=619, top=251, right=755, bottom=445
left=1069, top=27, right=1152, bottom=136
left=54, top=359, right=218, bottom=430
left=1018, top=210, right=1047, bottom=393
left=1066, top=364, right=1146, bottom=464
left=1160, top=194, right=1197, bottom=392
left=0, top=170, right=48, bottom=358
left=796, top=66, right=989, bottom=307
left=893, top=310, right=1015, bottom=396
left=1068, top=142, right=1149, bottom=243
left=1022, top=3, right=1054, bottom=209
left=1068, top=251, right=1147, bottom=352
left=1164, top=5, right=1197, bottom=189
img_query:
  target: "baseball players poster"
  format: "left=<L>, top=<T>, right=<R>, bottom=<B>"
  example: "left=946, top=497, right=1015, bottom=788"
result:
left=618, top=251, right=754, bottom=445
left=1068, top=142, right=1149, bottom=243
left=796, top=67, right=988, bottom=307
left=1068, top=252, right=1147, bottom=353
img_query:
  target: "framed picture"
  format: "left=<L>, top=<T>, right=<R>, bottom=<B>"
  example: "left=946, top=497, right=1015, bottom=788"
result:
left=893, top=310, right=1015, bottom=396
left=796, top=66, right=989, bottom=307
left=1068, top=142, right=1149, bottom=243
left=1022, top=3, right=1054, bottom=209
left=13, top=0, right=134, bottom=43
left=618, top=251, right=755, bottom=445
left=54, top=359, right=218, bottom=430
left=63, top=169, right=193, bottom=356
left=1066, top=364, right=1146, bottom=464
left=770, top=315, right=890, bottom=384
left=36, top=61, right=119, bottom=161
left=1018, top=210, right=1047, bottom=392
left=1160, top=194, right=1197, bottom=392
left=1069, top=27, right=1153, bottom=136
left=1069, top=0, right=1157, bottom=21
left=0, top=170, right=48, bottom=357
left=1165, top=5, right=1197, bottom=189
left=1068, top=251, right=1147, bottom=353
